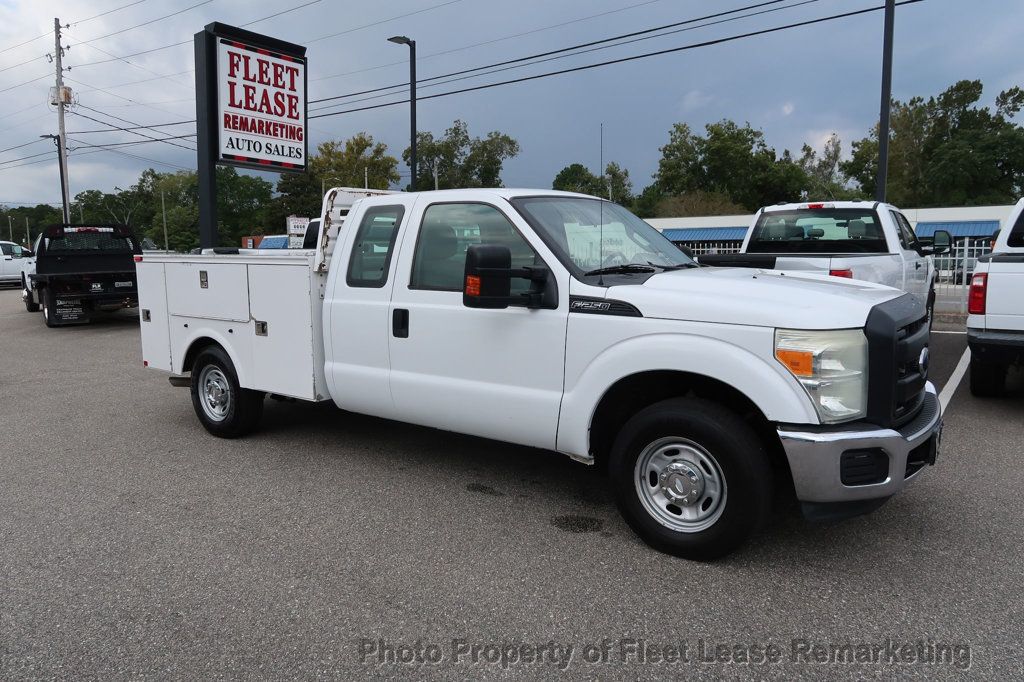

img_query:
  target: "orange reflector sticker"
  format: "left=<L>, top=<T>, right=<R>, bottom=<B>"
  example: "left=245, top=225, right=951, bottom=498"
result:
left=465, top=275, right=481, bottom=296
left=776, top=349, right=813, bottom=377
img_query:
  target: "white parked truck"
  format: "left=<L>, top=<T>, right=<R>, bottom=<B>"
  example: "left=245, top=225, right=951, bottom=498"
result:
left=700, top=201, right=951, bottom=322
left=137, top=188, right=943, bottom=559
left=966, top=197, right=1024, bottom=396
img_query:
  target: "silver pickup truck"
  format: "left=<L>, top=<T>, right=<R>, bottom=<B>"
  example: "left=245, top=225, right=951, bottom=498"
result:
left=700, top=201, right=952, bottom=323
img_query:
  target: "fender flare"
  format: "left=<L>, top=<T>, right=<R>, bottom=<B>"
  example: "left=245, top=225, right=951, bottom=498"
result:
left=556, top=333, right=818, bottom=459
left=177, top=330, right=252, bottom=389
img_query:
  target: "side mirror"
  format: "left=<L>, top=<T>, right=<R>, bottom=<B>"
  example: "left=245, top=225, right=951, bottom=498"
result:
left=463, top=244, right=549, bottom=309
left=931, top=229, right=952, bottom=254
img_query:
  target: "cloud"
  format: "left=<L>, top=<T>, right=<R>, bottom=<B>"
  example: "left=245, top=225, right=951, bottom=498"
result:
left=781, top=102, right=795, bottom=117
left=680, top=89, right=714, bottom=113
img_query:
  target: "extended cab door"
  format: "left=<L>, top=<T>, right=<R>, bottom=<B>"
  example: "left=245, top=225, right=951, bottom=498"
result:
left=324, top=198, right=417, bottom=418
left=891, top=210, right=929, bottom=302
left=386, top=200, right=568, bottom=450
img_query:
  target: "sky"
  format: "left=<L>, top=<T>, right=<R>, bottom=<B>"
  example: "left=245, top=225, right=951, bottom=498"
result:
left=0, top=0, right=1021, bottom=217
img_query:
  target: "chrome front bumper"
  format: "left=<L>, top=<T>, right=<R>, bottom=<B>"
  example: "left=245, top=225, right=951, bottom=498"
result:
left=778, top=382, right=942, bottom=508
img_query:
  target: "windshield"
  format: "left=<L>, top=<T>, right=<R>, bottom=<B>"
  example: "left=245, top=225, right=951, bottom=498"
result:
left=746, top=208, right=888, bottom=254
left=510, top=196, right=693, bottom=277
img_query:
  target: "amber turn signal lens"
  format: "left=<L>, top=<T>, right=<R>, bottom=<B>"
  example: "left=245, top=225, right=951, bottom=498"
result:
left=775, top=349, right=814, bottom=377
left=465, top=275, right=481, bottom=296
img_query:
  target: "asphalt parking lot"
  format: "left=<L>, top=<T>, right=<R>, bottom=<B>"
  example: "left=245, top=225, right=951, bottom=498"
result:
left=1, top=287, right=1021, bottom=679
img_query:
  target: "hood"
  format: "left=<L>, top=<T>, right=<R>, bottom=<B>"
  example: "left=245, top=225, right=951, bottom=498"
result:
left=609, top=267, right=905, bottom=329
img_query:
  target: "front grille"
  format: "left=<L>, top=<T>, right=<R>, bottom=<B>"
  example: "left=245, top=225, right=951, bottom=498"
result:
left=865, top=295, right=930, bottom=428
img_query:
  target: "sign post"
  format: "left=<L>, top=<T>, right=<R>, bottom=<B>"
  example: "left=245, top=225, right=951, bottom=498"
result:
left=194, top=23, right=307, bottom=248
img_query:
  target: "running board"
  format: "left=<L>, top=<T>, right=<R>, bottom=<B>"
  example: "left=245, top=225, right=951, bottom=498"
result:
left=168, top=375, right=190, bottom=388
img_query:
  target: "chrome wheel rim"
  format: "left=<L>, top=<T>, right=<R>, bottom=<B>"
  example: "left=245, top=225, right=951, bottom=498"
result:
left=198, top=366, right=231, bottom=422
left=634, top=437, right=727, bottom=533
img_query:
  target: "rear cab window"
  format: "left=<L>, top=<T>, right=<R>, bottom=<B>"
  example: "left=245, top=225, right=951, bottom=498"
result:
left=747, top=208, right=887, bottom=254
left=43, top=227, right=136, bottom=253
left=346, top=205, right=406, bottom=287
left=1007, top=207, right=1024, bottom=248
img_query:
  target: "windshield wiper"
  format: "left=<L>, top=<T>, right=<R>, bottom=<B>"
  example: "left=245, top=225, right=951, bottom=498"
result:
left=648, top=261, right=698, bottom=270
left=583, top=264, right=657, bottom=276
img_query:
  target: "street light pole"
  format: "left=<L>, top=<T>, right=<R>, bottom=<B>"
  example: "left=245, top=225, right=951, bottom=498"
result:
left=875, top=0, right=896, bottom=202
left=388, top=36, right=417, bottom=191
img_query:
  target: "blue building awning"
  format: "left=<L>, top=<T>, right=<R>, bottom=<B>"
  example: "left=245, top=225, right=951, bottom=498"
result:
left=662, top=227, right=748, bottom=242
left=914, top=220, right=999, bottom=238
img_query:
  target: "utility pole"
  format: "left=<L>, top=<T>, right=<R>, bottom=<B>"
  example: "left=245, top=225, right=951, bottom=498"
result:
left=161, top=190, right=169, bottom=251
left=875, top=0, right=895, bottom=202
left=25, top=216, right=29, bottom=245
left=52, top=18, right=71, bottom=224
left=433, top=165, right=438, bottom=191
left=364, top=166, right=368, bottom=189
left=7, top=216, right=12, bottom=241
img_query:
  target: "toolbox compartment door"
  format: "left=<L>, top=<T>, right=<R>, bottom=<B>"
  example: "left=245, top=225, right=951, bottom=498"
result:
left=137, top=262, right=173, bottom=371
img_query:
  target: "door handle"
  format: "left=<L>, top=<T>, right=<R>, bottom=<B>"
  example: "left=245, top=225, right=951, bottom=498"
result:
left=915, top=261, right=922, bottom=269
left=392, top=308, right=409, bottom=338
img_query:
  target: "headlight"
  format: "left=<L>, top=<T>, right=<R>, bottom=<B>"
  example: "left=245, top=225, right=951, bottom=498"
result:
left=774, top=328, right=867, bottom=424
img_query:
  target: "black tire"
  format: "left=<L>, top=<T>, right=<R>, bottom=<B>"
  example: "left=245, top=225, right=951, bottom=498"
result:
left=926, top=287, right=935, bottom=329
left=40, top=288, right=58, bottom=327
left=189, top=345, right=264, bottom=437
left=609, top=397, right=772, bottom=561
left=969, top=355, right=1007, bottom=398
left=23, top=276, right=39, bottom=312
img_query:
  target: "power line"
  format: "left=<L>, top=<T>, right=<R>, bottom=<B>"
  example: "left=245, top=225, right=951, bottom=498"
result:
left=66, top=76, right=195, bottom=121
left=0, top=149, right=58, bottom=166
left=73, top=0, right=158, bottom=26
left=66, top=137, right=195, bottom=170
left=0, top=72, right=51, bottom=95
left=0, top=138, right=46, bottom=155
left=310, top=0, right=668, bottom=84
left=0, top=32, right=52, bottom=56
left=73, top=0, right=215, bottom=45
left=0, top=54, right=47, bottom=75
left=68, top=135, right=196, bottom=149
left=71, top=0, right=323, bottom=69
left=310, top=0, right=924, bottom=121
left=305, top=0, right=463, bottom=44
left=64, top=32, right=194, bottom=91
left=69, top=120, right=196, bottom=134
left=309, top=0, right=799, bottom=109
left=69, top=107, right=197, bottom=152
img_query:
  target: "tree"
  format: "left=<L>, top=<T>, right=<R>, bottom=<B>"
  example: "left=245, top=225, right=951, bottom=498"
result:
left=552, top=161, right=632, bottom=203
left=552, top=163, right=604, bottom=195
left=842, top=80, right=1024, bottom=206
left=798, top=133, right=857, bottom=199
left=404, top=120, right=520, bottom=190
left=653, top=191, right=746, bottom=218
left=310, top=133, right=400, bottom=190
left=655, top=120, right=808, bottom=211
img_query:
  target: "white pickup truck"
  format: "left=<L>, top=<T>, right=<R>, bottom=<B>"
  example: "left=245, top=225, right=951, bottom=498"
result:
left=700, top=201, right=951, bottom=322
left=967, top=197, right=1024, bottom=396
left=137, top=188, right=942, bottom=559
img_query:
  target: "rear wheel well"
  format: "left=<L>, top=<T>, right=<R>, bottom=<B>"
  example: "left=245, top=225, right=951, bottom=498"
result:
left=183, top=337, right=223, bottom=373
left=589, top=371, right=792, bottom=493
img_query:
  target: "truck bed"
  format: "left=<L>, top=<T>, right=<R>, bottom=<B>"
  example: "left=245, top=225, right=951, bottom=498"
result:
left=137, top=251, right=330, bottom=401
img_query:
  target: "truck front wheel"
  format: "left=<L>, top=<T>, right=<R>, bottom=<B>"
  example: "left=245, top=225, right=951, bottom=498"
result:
left=23, top=277, right=39, bottom=312
left=969, top=355, right=1007, bottom=397
left=609, top=397, right=772, bottom=560
left=190, top=346, right=264, bottom=437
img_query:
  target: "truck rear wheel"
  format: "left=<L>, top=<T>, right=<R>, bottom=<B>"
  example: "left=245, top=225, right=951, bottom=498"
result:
left=190, top=346, right=264, bottom=438
left=609, top=397, right=772, bottom=560
left=40, top=289, right=58, bottom=327
left=969, top=355, right=1007, bottom=397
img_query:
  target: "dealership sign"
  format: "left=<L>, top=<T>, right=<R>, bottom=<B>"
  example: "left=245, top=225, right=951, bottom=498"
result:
left=217, top=39, right=306, bottom=169
left=195, top=23, right=307, bottom=245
